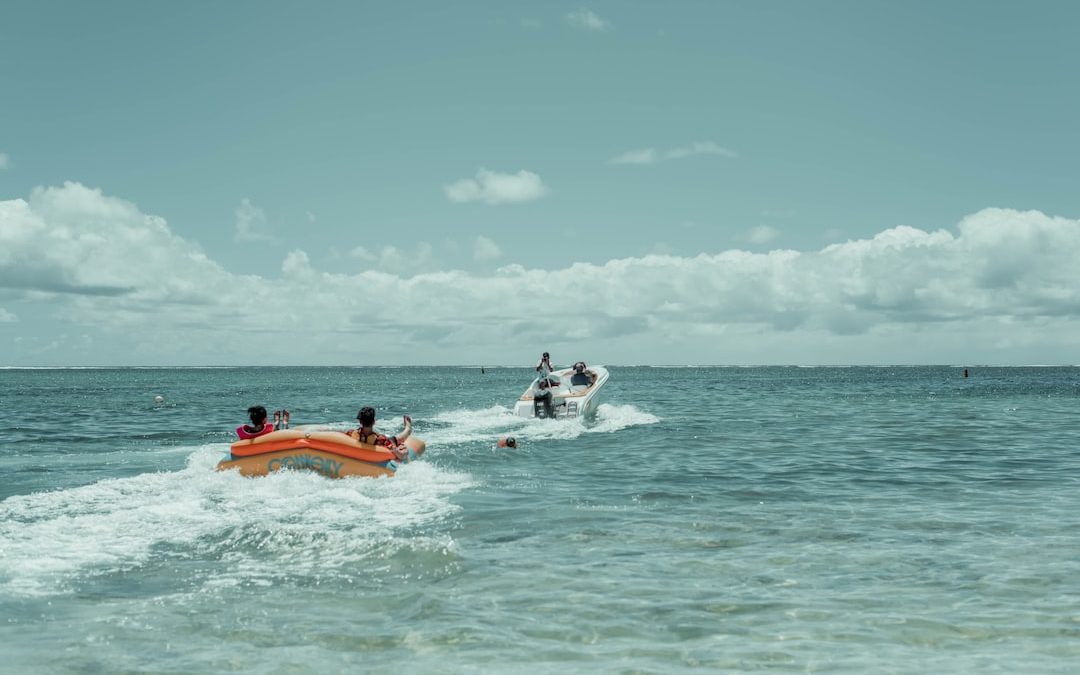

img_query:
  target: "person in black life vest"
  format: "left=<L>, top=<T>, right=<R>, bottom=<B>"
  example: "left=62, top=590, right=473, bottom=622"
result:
left=570, top=361, right=592, bottom=387
left=346, top=406, right=413, bottom=461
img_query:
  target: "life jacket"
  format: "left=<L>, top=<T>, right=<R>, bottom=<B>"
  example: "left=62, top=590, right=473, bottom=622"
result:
left=348, top=429, right=395, bottom=449
left=235, top=423, right=274, bottom=439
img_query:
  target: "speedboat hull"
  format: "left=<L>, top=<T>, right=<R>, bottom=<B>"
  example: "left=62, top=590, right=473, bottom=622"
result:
left=217, top=429, right=426, bottom=479
left=513, top=365, right=609, bottom=419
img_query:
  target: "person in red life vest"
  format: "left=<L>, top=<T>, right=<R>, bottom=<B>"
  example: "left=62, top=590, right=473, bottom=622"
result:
left=236, top=405, right=275, bottom=439
left=345, top=406, right=413, bottom=461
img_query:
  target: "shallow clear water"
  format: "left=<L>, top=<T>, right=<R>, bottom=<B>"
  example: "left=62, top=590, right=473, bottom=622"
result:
left=1, top=366, right=1079, bottom=672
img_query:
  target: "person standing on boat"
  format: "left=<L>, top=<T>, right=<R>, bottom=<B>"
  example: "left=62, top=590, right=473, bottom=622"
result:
left=236, top=405, right=275, bottom=439
left=536, top=352, right=555, bottom=378
left=535, top=352, right=561, bottom=390
left=347, top=406, right=413, bottom=461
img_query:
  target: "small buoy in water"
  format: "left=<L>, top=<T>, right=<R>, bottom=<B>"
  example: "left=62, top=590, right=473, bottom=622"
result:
left=497, top=436, right=517, bottom=449
left=154, top=395, right=165, bottom=404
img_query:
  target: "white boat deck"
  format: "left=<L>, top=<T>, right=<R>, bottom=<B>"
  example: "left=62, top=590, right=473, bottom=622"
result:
left=514, top=366, right=609, bottom=418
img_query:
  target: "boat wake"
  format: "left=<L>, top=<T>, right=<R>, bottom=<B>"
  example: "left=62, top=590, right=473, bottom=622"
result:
left=424, top=402, right=660, bottom=448
left=0, top=404, right=656, bottom=598
left=0, top=446, right=474, bottom=598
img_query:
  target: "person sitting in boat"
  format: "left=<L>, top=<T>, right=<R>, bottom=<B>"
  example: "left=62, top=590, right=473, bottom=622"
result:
left=345, top=406, right=413, bottom=461
left=570, top=361, right=591, bottom=387
left=532, top=377, right=557, bottom=417
left=236, top=405, right=275, bottom=439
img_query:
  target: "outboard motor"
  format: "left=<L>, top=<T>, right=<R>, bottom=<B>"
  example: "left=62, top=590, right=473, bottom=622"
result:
left=533, top=390, right=554, bottom=418
left=533, top=378, right=555, bottom=418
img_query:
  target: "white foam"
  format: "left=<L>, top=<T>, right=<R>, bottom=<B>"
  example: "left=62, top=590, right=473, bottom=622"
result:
left=424, top=402, right=659, bottom=446
left=590, top=402, right=661, bottom=432
left=425, top=405, right=528, bottom=446
left=0, top=402, right=658, bottom=597
left=0, top=445, right=474, bottom=597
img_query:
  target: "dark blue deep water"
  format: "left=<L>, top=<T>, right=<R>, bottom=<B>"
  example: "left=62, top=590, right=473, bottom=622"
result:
left=1, top=366, right=1079, bottom=672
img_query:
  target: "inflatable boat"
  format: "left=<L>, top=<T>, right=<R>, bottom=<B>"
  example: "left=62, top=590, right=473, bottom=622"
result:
left=513, top=365, right=609, bottom=419
left=217, top=429, right=426, bottom=479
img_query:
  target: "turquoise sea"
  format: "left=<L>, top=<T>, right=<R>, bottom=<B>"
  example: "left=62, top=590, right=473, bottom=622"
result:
left=1, top=366, right=1079, bottom=673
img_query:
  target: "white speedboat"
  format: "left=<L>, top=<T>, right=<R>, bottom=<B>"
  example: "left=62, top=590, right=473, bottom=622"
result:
left=513, top=365, right=609, bottom=419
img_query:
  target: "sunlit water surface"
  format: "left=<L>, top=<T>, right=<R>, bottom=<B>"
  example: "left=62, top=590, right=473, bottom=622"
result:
left=1, top=366, right=1079, bottom=672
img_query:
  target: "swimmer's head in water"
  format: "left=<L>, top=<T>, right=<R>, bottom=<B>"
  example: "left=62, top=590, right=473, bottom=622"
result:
left=502, top=436, right=517, bottom=448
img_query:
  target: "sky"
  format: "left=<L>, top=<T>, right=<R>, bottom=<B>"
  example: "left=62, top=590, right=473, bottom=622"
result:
left=1, top=0, right=1079, bottom=366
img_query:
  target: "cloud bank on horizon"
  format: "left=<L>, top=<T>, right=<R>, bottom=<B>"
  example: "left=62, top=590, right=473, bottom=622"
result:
left=2, top=182, right=1079, bottom=366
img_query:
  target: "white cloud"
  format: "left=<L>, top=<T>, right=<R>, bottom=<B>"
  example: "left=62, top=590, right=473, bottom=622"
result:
left=281, top=249, right=312, bottom=277
left=349, top=242, right=437, bottom=273
left=473, top=235, right=502, bottom=261
left=609, top=141, right=737, bottom=165
left=306, top=211, right=316, bottom=223
left=566, top=8, right=610, bottom=31
left=234, top=198, right=269, bottom=242
left=746, top=225, right=780, bottom=244
left=0, top=153, right=9, bottom=169
left=444, top=169, right=550, bottom=205
left=665, top=141, right=738, bottom=160
left=4, top=183, right=1080, bottom=365
left=0, top=182, right=222, bottom=299
left=0, top=307, right=16, bottom=322
left=608, top=148, right=658, bottom=165
left=349, top=245, right=376, bottom=262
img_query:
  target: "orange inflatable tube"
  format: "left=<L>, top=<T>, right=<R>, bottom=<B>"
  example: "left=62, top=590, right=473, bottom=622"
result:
left=217, top=429, right=426, bottom=479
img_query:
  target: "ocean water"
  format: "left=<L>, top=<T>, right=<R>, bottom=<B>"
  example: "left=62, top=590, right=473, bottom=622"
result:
left=1, top=366, right=1079, bottom=673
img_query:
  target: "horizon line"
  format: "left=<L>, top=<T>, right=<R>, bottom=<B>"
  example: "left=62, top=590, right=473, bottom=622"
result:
left=2, top=364, right=1078, bottom=370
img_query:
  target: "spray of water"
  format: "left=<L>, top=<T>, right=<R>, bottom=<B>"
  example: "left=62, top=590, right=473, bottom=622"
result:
left=0, top=403, right=657, bottom=597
